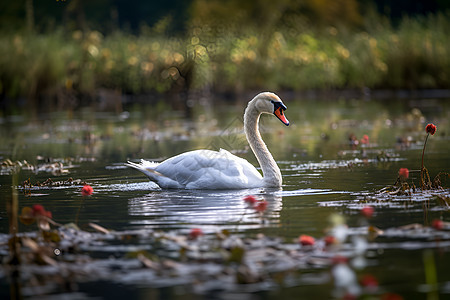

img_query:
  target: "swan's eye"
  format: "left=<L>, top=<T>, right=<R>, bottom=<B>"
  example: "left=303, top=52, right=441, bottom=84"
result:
left=271, top=100, right=287, bottom=112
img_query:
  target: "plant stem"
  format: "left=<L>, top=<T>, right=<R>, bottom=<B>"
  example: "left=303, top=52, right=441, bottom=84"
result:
left=421, top=133, right=429, bottom=190
left=8, top=173, right=23, bottom=299
left=423, top=250, right=439, bottom=300
left=8, top=173, right=20, bottom=263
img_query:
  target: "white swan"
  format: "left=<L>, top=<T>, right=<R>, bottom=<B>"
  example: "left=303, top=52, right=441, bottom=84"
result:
left=126, top=92, right=289, bottom=189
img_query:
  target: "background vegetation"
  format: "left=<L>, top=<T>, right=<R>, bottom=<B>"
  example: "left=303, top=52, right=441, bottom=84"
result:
left=1, top=0, right=450, bottom=111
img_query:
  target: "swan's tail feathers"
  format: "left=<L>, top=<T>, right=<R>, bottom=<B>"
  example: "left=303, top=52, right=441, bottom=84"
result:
left=125, top=160, right=183, bottom=189
left=125, top=161, right=164, bottom=181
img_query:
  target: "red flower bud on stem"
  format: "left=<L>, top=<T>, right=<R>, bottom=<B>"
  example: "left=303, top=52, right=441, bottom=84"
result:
left=32, top=204, right=52, bottom=218
left=425, top=123, right=436, bottom=135
left=189, top=228, right=203, bottom=239
left=299, top=234, right=315, bottom=246
left=361, top=206, right=374, bottom=218
left=432, top=219, right=444, bottom=230
left=398, top=168, right=409, bottom=180
left=421, top=123, right=437, bottom=190
left=81, top=185, right=94, bottom=196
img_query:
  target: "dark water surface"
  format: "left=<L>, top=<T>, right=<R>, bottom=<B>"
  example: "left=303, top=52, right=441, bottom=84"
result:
left=0, top=96, right=449, bottom=299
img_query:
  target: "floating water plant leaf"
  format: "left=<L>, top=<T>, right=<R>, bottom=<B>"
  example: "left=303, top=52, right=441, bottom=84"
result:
left=19, top=206, right=35, bottom=225
left=228, top=246, right=245, bottom=264
left=19, top=177, right=88, bottom=190
left=435, top=194, right=450, bottom=207
left=42, top=230, right=61, bottom=243
left=236, top=264, right=261, bottom=284
left=221, top=229, right=231, bottom=237
left=0, top=158, right=72, bottom=175
left=21, top=237, right=58, bottom=266
left=37, top=218, right=51, bottom=231
left=64, top=222, right=81, bottom=231
left=367, top=226, right=383, bottom=240
left=137, top=253, right=160, bottom=270
left=433, top=172, right=449, bottom=189
left=19, top=204, right=54, bottom=230
left=89, top=222, right=110, bottom=234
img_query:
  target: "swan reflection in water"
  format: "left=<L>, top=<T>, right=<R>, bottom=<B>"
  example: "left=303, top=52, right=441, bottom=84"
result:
left=128, top=188, right=283, bottom=232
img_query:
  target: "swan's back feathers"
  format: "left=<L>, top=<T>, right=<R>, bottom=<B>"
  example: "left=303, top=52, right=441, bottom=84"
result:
left=127, top=149, right=263, bottom=189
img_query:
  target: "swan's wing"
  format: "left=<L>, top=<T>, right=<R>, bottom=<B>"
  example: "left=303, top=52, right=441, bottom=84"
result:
left=155, top=149, right=263, bottom=189
left=217, top=148, right=263, bottom=183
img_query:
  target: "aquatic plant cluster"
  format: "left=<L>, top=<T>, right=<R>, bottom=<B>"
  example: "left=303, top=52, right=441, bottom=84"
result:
left=321, top=123, right=449, bottom=213
left=0, top=115, right=448, bottom=299
left=1, top=12, right=450, bottom=104
left=6, top=129, right=450, bottom=299
left=4, top=193, right=450, bottom=299
left=0, top=92, right=448, bottom=298
left=387, top=123, right=449, bottom=195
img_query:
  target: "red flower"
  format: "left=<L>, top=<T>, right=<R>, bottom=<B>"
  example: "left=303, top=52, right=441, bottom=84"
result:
left=299, top=234, right=315, bottom=246
left=360, top=274, right=378, bottom=288
left=189, top=228, right=203, bottom=239
left=243, top=195, right=257, bottom=205
left=381, top=293, right=404, bottom=300
left=361, top=134, right=369, bottom=144
left=432, top=219, right=444, bottom=230
left=32, top=204, right=52, bottom=218
left=425, top=123, right=436, bottom=135
left=332, top=255, right=348, bottom=264
left=81, top=185, right=93, bottom=196
left=324, top=235, right=337, bottom=246
left=361, top=206, right=374, bottom=218
left=398, top=168, right=409, bottom=179
left=253, top=200, right=268, bottom=213
left=32, top=204, right=45, bottom=216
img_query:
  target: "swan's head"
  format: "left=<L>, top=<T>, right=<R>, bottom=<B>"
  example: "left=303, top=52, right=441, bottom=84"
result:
left=253, top=92, right=289, bottom=126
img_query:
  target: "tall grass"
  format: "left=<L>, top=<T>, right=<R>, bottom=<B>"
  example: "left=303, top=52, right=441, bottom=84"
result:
left=1, top=13, right=450, bottom=106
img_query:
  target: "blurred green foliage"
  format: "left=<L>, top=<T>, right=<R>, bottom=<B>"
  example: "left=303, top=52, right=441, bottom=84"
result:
left=0, top=1, right=450, bottom=106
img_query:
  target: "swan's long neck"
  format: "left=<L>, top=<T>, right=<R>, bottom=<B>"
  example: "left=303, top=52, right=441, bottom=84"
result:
left=244, top=100, right=282, bottom=187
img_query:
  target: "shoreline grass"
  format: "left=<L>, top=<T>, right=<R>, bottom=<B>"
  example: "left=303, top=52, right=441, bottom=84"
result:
left=1, top=13, right=450, bottom=108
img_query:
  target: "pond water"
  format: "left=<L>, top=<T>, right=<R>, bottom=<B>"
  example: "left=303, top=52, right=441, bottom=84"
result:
left=0, top=95, right=449, bottom=299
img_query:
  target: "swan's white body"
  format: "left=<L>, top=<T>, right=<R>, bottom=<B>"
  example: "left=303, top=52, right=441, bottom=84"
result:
left=126, top=92, right=289, bottom=189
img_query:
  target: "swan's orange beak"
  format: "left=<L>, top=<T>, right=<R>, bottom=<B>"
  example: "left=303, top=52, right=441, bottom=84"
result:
left=272, top=101, right=289, bottom=126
